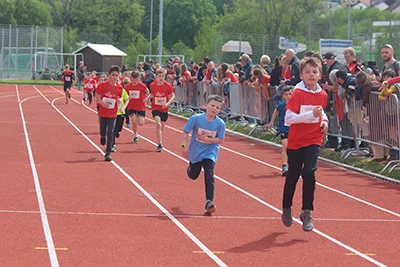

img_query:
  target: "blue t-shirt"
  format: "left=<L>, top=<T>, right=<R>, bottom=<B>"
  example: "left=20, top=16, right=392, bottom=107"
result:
left=277, top=101, right=289, bottom=133
left=183, top=113, right=226, bottom=163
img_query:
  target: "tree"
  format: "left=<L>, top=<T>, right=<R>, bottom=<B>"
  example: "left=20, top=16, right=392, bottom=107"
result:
left=0, top=0, right=16, bottom=25
left=171, top=41, right=194, bottom=62
left=46, top=0, right=75, bottom=30
left=163, top=0, right=218, bottom=48
left=193, top=18, right=217, bottom=62
left=14, top=0, right=53, bottom=26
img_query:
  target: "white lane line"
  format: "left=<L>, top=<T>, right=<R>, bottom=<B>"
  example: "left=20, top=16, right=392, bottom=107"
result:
left=50, top=86, right=387, bottom=266
left=144, top=117, right=400, bottom=218
left=33, top=88, right=227, bottom=267
left=16, top=85, right=59, bottom=267
left=1, top=209, right=400, bottom=222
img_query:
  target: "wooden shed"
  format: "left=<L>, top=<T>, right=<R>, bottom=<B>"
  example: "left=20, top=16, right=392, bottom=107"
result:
left=72, top=43, right=127, bottom=73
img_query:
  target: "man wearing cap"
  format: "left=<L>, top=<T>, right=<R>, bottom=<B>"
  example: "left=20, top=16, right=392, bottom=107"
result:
left=380, top=44, right=400, bottom=81
left=322, top=52, right=345, bottom=149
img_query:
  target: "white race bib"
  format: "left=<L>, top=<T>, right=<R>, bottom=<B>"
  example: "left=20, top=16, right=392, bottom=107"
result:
left=155, top=96, right=167, bottom=105
left=129, top=90, right=140, bottom=99
left=65, top=77, right=71, bottom=82
left=197, top=128, right=217, bottom=143
left=86, top=84, right=93, bottom=89
left=102, top=97, right=116, bottom=109
left=300, top=105, right=319, bottom=123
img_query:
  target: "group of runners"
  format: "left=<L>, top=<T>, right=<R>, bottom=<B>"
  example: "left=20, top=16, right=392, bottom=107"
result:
left=60, top=57, right=328, bottom=230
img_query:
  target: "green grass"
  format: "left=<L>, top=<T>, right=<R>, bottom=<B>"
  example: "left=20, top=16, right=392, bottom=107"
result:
left=1, top=80, right=63, bottom=85
left=173, top=111, right=400, bottom=180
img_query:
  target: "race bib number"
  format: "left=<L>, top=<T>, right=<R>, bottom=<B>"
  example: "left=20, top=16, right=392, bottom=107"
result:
left=155, top=97, right=166, bottom=105
left=65, top=77, right=71, bottom=82
left=129, top=90, right=140, bottom=99
left=197, top=128, right=217, bottom=143
left=86, top=84, right=93, bottom=89
left=300, top=105, right=319, bottom=123
left=102, top=97, right=116, bottom=109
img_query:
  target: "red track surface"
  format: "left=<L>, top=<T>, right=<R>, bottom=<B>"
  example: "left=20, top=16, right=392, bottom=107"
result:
left=1, top=84, right=399, bottom=266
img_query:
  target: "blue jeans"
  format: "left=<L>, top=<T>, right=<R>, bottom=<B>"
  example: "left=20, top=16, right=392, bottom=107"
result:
left=77, top=80, right=83, bottom=91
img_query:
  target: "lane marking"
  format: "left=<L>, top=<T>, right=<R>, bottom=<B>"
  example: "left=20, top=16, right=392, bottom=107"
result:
left=144, top=117, right=400, bottom=218
left=47, top=86, right=388, bottom=267
left=193, top=251, right=225, bottom=254
left=346, top=253, right=376, bottom=256
left=33, top=88, right=227, bottom=267
left=1, top=209, right=399, bottom=222
left=35, top=247, right=68, bottom=251
left=16, top=85, right=59, bottom=267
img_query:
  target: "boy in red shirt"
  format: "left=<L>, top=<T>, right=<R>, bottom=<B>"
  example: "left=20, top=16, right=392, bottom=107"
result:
left=281, top=57, right=328, bottom=231
left=84, top=73, right=97, bottom=105
left=95, top=65, right=123, bottom=161
left=144, top=68, right=175, bottom=152
left=61, top=64, right=75, bottom=104
left=126, top=70, right=149, bottom=143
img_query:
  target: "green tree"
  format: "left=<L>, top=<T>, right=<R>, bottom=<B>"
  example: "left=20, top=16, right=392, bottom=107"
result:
left=193, top=18, right=216, bottom=62
left=171, top=41, right=194, bottom=62
left=163, top=0, right=218, bottom=48
left=0, top=0, right=16, bottom=25
left=14, top=0, right=52, bottom=26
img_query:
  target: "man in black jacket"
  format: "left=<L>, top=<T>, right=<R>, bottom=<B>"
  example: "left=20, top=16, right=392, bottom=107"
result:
left=283, top=49, right=300, bottom=86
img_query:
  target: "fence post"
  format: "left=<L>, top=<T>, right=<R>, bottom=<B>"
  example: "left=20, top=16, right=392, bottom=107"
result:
left=8, top=24, right=11, bottom=78
left=214, top=32, right=218, bottom=63
left=239, top=33, right=242, bottom=57
left=15, top=28, right=18, bottom=73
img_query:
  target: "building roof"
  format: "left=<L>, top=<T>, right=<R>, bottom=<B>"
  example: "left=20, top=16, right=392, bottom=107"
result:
left=73, top=43, right=127, bottom=56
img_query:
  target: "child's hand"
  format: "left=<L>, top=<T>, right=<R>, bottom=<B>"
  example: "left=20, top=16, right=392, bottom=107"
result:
left=381, top=81, right=389, bottom=89
left=197, top=134, right=208, bottom=143
left=313, top=106, right=323, bottom=117
left=320, top=120, right=328, bottom=134
left=181, top=144, right=189, bottom=158
left=143, top=98, right=148, bottom=104
left=161, top=104, right=168, bottom=108
left=267, top=123, right=273, bottom=130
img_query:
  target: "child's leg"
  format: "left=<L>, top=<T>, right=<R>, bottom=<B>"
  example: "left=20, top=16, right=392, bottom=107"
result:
left=113, top=115, right=124, bottom=146
left=187, top=161, right=202, bottom=180
left=99, top=116, right=107, bottom=144
left=88, top=91, right=93, bottom=104
left=132, top=114, right=138, bottom=134
left=281, top=138, right=288, bottom=166
left=301, top=145, right=320, bottom=211
left=154, top=116, right=162, bottom=145
left=282, top=148, right=303, bottom=209
left=105, top=118, right=116, bottom=155
left=201, top=159, right=215, bottom=202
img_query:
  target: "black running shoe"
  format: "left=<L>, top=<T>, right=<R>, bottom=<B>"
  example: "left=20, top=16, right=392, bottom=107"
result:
left=100, top=136, right=106, bottom=145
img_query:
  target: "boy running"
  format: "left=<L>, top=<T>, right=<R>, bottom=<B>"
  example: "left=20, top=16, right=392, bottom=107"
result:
left=181, top=95, right=226, bottom=215
left=268, top=86, right=293, bottom=176
left=84, top=73, right=97, bottom=105
left=112, top=84, right=130, bottom=152
left=281, top=57, right=328, bottom=231
left=144, top=68, right=175, bottom=152
left=95, top=65, right=123, bottom=161
left=126, top=70, right=149, bottom=143
left=61, top=64, right=75, bottom=104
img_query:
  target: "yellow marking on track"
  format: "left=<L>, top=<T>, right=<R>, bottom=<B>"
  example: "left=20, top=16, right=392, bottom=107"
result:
left=192, top=251, right=224, bottom=254
left=345, top=253, right=375, bottom=256
left=35, top=247, right=68, bottom=251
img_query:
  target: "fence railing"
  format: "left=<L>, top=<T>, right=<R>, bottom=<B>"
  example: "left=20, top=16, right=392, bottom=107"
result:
left=169, top=80, right=400, bottom=173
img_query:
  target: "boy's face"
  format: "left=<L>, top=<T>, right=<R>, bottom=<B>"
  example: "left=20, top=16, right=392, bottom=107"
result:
left=156, top=73, right=165, bottom=82
left=383, top=75, right=391, bottom=81
left=99, top=77, right=105, bottom=83
left=283, top=90, right=292, bottom=101
left=131, top=77, right=141, bottom=84
left=206, top=100, right=222, bottom=117
left=108, top=71, right=120, bottom=83
left=300, top=64, right=320, bottom=86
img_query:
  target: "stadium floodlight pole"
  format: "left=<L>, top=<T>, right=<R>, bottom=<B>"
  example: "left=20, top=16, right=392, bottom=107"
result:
left=157, top=0, right=163, bottom=64
left=149, top=0, right=153, bottom=58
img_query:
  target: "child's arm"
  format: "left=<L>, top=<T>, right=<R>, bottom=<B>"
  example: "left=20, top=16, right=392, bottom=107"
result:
left=95, top=93, right=107, bottom=107
left=182, top=131, right=190, bottom=148
left=268, top=108, right=278, bottom=130
left=284, top=106, right=324, bottom=126
left=163, top=92, right=175, bottom=108
left=143, top=93, right=153, bottom=103
left=387, top=76, right=400, bottom=85
left=197, top=135, right=224, bottom=144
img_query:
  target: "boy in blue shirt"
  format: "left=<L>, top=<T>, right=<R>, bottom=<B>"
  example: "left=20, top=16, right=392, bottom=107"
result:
left=268, top=86, right=293, bottom=176
left=181, top=95, right=226, bottom=215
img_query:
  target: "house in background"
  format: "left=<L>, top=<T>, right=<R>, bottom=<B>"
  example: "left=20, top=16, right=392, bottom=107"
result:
left=72, top=43, right=127, bottom=73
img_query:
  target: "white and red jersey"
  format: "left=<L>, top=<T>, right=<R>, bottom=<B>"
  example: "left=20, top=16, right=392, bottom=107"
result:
left=284, top=81, right=328, bottom=150
left=84, top=78, right=97, bottom=92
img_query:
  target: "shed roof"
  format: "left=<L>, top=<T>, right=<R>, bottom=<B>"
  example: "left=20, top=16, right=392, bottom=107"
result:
left=73, top=43, right=127, bottom=56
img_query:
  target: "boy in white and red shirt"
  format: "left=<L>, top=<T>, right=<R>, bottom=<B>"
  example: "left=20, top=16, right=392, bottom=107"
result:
left=281, top=57, right=328, bottom=232
left=84, top=73, right=97, bottom=105
left=95, top=65, right=123, bottom=162
left=144, top=68, right=175, bottom=152
left=125, top=70, right=149, bottom=143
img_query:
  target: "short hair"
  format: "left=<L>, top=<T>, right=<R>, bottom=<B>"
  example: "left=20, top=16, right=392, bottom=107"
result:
left=206, top=94, right=224, bottom=104
left=108, top=65, right=120, bottom=74
left=299, top=57, right=322, bottom=73
left=156, top=68, right=166, bottom=75
left=64, top=64, right=69, bottom=69
left=123, top=77, right=130, bottom=85
left=304, top=51, right=315, bottom=58
left=260, top=55, right=271, bottom=65
left=282, top=85, right=294, bottom=94
left=383, top=69, right=396, bottom=78
left=131, top=70, right=140, bottom=78
left=336, top=70, right=348, bottom=80
left=343, top=47, right=355, bottom=56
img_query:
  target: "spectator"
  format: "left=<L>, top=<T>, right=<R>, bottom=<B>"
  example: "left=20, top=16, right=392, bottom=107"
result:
left=77, top=61, right=86, bottom=91
left=260, top=55, right=272, bottom=75
left=283, top=49, right=300, bottom=86
left=380, top=44, right=400, bottom=82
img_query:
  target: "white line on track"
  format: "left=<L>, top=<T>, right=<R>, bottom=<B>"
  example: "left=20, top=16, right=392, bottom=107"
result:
left=15, top=85, right=59, bottom=267
left=144, top=117, right=400, bottom=218
left=33, top=87, right=228, bottom=267
left=47, top=86, right=387, bottom=266
left=1, top=209, right=400, bottom=222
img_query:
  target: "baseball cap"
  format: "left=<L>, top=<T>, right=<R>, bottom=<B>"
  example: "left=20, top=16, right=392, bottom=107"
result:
left=323, top=52, right=337, bottom=60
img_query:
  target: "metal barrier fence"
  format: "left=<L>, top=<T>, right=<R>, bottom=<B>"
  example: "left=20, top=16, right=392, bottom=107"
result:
left=169, top=80, right=400, bottom=173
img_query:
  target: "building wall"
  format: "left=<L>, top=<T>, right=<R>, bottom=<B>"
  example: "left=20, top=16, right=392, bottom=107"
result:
left=102, top=56, right=123, bottom=73
left=80, top=47, right=102, bottom=72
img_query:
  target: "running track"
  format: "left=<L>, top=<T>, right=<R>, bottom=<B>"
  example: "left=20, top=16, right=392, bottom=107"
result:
left=1, top=84, right=399, bottom=266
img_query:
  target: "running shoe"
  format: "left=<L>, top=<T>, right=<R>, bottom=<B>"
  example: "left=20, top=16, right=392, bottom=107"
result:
left=282, top=165, right=288, bottom=176
left=156, top=144, right=163, bottom=152
left=204, top=200, right=216, bottom=215
left=111, top=145, right=117, bottom=152
left=126, top=122, right=131, bottom=127
left=104, top=154, right=112, bottom=162
left=300, top=210, right=314, bottom=231
left=133, top=137, right=139, bottom=143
